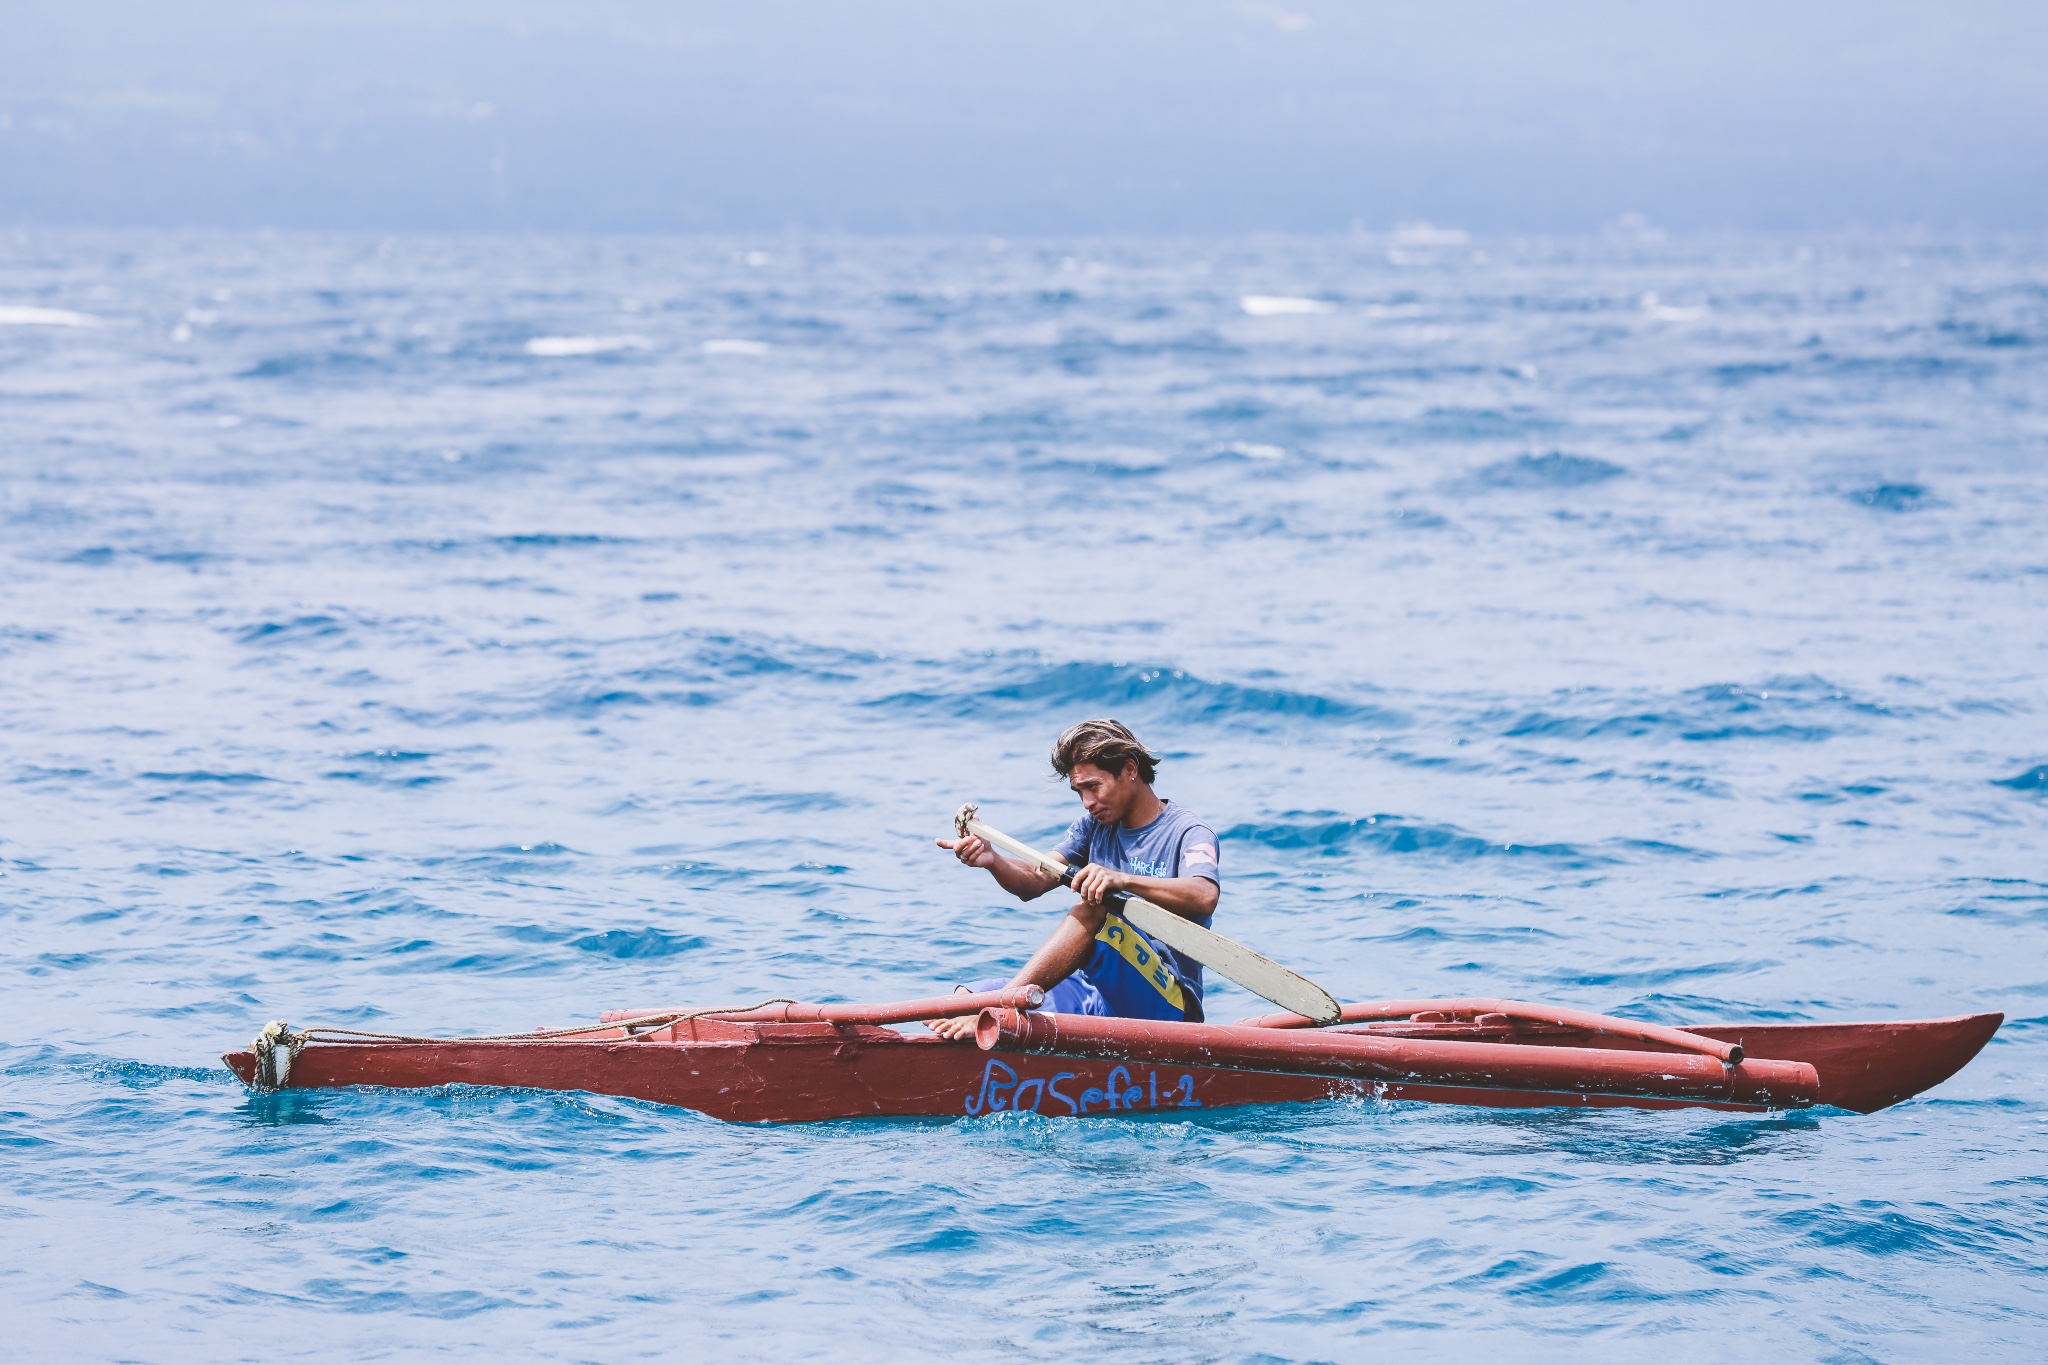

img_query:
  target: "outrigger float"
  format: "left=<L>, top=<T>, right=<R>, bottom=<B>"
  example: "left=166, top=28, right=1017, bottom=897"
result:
left=224, top=988, right=2001, bottom=1121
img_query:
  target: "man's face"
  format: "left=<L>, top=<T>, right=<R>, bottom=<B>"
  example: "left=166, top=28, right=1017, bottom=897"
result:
left=1067, top=760, right=1137, bottom=825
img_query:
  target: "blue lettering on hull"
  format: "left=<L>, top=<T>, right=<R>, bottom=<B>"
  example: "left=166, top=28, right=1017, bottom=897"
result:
left=963, top=1059, right=1204, bottom=1116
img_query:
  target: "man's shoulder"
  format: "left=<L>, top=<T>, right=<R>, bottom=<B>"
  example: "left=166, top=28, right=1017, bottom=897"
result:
left=1157, top=801, right=1221, bottom=880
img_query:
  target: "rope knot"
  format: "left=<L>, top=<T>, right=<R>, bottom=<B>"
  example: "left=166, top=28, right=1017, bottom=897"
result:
left=250, top=1020, right=306, bottom=1091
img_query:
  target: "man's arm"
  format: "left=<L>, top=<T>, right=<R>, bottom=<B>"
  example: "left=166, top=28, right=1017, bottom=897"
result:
left=1068, top=866, right=1219, bottom=922
left=936, top=833, right=1065, bottom=901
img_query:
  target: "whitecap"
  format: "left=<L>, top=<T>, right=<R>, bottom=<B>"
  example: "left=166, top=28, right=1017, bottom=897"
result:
left=523, top=334, right=652, bottom=357
left=0, top=305, right=101, bottom=327
left=701, top=338, right=771, bottom=356
left=1224, top=441, right=1287, bottom=460
left=1639, top=292, right=1707, bottom=323
left=1240, top=295, right=1333, bottom=317
left=1390, top=221, right=1470, bottom=247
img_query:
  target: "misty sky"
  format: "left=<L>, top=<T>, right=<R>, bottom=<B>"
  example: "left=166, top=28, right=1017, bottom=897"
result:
left=3, top=1, right=2045, bottom=233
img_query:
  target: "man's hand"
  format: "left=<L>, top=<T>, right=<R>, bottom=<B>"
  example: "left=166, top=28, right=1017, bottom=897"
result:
left=936, top=834, right=999, bottom=869
left=1068, top=863, right=1128, bottom=905
left=938, top=831, right=1063, bottom=901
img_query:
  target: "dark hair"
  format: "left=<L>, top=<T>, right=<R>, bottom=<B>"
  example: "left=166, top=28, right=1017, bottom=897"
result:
left=1051, top=718, right=1159, bottom=785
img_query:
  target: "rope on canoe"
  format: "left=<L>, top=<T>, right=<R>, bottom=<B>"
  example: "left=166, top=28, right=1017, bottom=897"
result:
left=251, top=1020, right=303, bottom=1090
left=244, top=1000, right=798, bottom=1091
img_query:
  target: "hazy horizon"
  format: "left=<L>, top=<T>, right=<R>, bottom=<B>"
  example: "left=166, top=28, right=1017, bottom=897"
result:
left=4, top=2, right=2046, bottom=235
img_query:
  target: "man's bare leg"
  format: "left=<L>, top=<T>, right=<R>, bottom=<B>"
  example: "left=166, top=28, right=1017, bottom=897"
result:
left=927, top=901, right=1105, bottom=1040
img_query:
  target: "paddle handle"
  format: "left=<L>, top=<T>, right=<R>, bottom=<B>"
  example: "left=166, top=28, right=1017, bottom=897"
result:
left=962, top=816, right=1104, bottom=893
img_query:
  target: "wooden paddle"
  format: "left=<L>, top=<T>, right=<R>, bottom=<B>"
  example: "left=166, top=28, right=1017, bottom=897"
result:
left=955, top=803, right=1342, bottom=1026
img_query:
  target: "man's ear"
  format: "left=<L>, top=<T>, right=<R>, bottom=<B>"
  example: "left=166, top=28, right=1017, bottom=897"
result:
left=1121, top=758, right=1139, bottom=783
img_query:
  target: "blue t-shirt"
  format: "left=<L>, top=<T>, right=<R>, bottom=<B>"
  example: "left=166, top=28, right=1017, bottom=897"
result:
left=1052, top=801, right=1221, bottom=1018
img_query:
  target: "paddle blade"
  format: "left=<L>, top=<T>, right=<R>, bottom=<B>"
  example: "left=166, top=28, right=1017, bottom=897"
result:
left=1116, top=896, right=1342, bottom=1026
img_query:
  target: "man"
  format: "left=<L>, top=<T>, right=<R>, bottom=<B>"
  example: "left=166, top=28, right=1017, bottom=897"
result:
left=929, top=718, right=1221, bottom=1039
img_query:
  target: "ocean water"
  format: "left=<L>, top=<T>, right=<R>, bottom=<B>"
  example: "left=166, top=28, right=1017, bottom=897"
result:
left=1, top=229, right=2044, bottom=1361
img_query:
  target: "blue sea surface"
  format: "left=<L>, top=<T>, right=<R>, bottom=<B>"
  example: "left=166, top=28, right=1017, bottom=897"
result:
left=1, top=231, right=2044, bottom=1360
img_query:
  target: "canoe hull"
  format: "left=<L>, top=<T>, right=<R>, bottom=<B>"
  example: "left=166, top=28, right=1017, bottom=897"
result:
left=221, top=1034, right=1789, bottom=1122
left=221, top=1007, right=2001, bottom=1122
left=1682, top=1015, right=2003, bottom=1114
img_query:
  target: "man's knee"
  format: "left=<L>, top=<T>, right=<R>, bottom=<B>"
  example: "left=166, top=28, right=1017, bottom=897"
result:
left=1067, top=900, right=1108, bottom=933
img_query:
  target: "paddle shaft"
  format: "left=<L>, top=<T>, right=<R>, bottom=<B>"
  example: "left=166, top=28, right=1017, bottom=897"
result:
left=958, top=811, right=1341, bottom=1026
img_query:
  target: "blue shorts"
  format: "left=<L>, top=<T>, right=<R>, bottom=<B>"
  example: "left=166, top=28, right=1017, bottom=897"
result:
left=965, top=973, right=1110, bottom=1016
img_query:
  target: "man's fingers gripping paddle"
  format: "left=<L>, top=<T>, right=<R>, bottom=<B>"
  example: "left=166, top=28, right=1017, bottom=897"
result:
left=1068, top=862, right=1119, bottom=905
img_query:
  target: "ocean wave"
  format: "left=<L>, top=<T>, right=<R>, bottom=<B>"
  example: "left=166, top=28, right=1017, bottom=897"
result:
left=1, top=1046, right=231, bottom=1088
left=1711, top=361, right=1793, bottom=386
left=570, top=928, right=707, bottom=958
left=1400, top=406, right=1565, bottom=443
left=492, top=533, right=624, bottom=549
left=240, top=349, right=401, bottom=380
left=1848, top=482, right=1938, bottom=512
left=1598, top=993, right=1811, bottom=1024
left=381, top=531, right=633, bottom=557
left=1492, top=676, right=1906, bottom=746
left=1994, top=764, right=2048, bottom=793
left=59, top=544, right=225, bottom=566
left=1773, top=1202, right=2015, bottom=1260
left=322, top=766, right=447, bottom=789
left=498, top=925, right=708, bottom=959
left=0, top=625, right=59, bottom=655
left=1939, top=320, right=2033, bottom=349
left=1224, top=815, right=1606, bottom=865
left=1467, top=452, right=1625, bottom=491
left=137, top=770, right=275, bottom=784
left=235, top=614, right=350, bottom=646
left=415, top=843, right=588, bottom=880
left=1541, top=959, right=1777, bottom=990
left=1366, top=923, right=1568, bottom=946
left=869, top=660, right=1405, bottom=731
left=1815, top=352, right=1992, bottom=382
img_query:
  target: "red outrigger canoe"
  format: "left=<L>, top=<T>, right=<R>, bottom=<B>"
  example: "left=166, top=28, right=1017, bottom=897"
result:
left=223, top=989, right=2001, bottom=1121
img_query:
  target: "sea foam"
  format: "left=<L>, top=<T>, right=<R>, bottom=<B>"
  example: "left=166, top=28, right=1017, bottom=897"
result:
left=1240, top=295, right=1334, bottom=316
left=523, top=334, right=652, bottom=357
left=0, top=305, right=102, bottom=327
